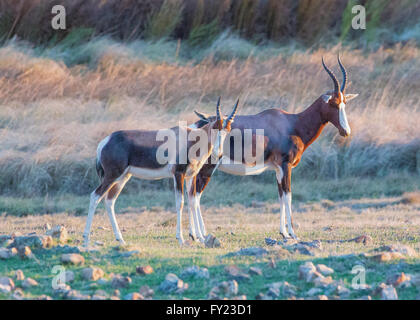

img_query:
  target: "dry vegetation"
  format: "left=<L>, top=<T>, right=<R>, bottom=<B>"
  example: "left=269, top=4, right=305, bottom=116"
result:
left=1, top=0, right=420, bottom=46
left=0, top=37, right=419, bottom=198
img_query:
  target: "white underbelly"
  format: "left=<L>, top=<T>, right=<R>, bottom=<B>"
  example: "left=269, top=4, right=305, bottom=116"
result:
left=218, top=162, right=274, bottom=176
left=128, top=165, right=173, bottom=180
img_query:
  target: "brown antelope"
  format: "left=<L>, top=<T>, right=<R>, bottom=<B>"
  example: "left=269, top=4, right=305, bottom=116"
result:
left=188, top=55, right=358, bottom=242
left=83, top=98, right=239, bottom=246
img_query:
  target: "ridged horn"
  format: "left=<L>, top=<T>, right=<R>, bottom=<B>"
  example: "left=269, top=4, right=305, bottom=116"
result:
left=322, top=57, right=339, bottom=94
left=337, top=53, right=347, bottom=92
left=216, top=96, right=221, bottom=121
left=226, top=98, right=239, bottom=125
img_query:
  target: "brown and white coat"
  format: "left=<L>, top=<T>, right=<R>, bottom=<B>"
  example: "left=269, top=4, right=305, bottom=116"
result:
left=188, top=55, right=359, bottom=242
left=83, top=99, right=239, bottom=246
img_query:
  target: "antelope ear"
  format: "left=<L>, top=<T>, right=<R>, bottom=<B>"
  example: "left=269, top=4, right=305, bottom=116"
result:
left=321, top=94, right=332, bottom=103
left=194, top=110, right=210, bottom=122
left=345, top=93, right=359, bottom=101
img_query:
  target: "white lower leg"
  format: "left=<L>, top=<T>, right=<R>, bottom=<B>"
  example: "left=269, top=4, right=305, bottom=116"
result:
left=284, top=192, right=298, bottom=239
left=186, top=179, right=198, bottom=241
left=279, top=195, right=290, bottom=238
left=195, top=194, right=207, bottom=237
left=105, top=198, right=125, bottom=245
left=174, top=178, right=185, bottom=245
left=191, top=195, right=205, bottom=242
left=83, top=191, right=100, bottom=246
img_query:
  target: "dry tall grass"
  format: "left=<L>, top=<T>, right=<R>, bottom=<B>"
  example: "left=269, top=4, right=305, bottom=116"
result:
left=1, top=0, right=420, bottom=46
left=0, top=38, right=419, bottom=196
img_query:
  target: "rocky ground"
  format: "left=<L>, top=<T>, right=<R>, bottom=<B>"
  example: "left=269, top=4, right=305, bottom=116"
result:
left=0, top=197, right=419, bottom=300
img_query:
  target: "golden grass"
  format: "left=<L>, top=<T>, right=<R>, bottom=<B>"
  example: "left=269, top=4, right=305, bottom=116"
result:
left=0, top=39, right=419, bottom=196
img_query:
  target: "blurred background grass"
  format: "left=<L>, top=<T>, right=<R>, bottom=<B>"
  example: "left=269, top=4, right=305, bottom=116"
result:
left=1, top=0, right=420, bottom=48
left=0, top=0, right=419, bottom=214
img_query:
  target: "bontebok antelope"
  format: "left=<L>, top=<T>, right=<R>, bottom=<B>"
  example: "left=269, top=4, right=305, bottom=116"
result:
left=83, top=99, right=239, bottom=246
left=188, top=55, right=358, bottom=242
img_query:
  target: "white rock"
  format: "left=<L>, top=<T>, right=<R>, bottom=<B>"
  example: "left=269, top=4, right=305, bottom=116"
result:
left=22, top=278, right=38, bottom=289
left=316, top=264, right=334, bottom=276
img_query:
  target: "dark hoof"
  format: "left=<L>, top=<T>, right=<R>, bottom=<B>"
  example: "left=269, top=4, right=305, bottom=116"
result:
left=189, top=233, right=197, bottom=241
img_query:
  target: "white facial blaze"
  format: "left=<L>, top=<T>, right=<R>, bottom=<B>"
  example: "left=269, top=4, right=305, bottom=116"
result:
left=212, top=130, right=227, bottom=159
left=338, top=93, right=351, bottom=135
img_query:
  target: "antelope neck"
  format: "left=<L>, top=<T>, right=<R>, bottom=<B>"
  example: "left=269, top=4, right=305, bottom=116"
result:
left=295, top=98, right=327, bottom=150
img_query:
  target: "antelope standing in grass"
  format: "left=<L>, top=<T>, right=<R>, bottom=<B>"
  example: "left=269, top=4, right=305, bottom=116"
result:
left=83, top=99, right=239, bottom=246
left=188, top=55, right=358, bottom=242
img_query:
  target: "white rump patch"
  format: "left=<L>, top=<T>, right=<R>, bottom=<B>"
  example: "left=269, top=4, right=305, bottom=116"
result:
left=96, top=136, right=110, bottom=162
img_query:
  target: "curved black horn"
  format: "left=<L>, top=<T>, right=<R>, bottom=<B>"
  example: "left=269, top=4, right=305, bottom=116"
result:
left=226, top=98, right=239, bottom=124
left=337, top=53, right=347, bottom=92
left=322, top=57, right=339, bottom=93
left=216, top=96, right=221, bottom=121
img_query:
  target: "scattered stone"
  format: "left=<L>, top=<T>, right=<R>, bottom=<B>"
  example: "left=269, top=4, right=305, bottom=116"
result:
left=0, top=277, right=15, bottom=290
left=0, top=248, right=17, bottom=260
left=66, top=290, right=90, bottom=300
left=255, top=292, right=265, bottom=300
left=225, top=265, right=251, bottom=282
left=386, top=272, right=411, bottom=287
left=61, top=253, right=85, bottom=266
left=11, top=288, right=24, bottom=300
left=249, top=267, right=263, bottom=276
left=97, top=278, right=108, bottom=286
left=225, top=247, right=268, bottom=257
left=36, top=295, right=53, bottom=300
left=14, top=270, right=25, bottom=281
left=111, top=275, right=132, bottom=289
left=265, top=237, right=277, bottom=246
left=313, top=276, right=334, bottom=288
left=266, top=281, right=297, bottom=298
left=335, top=285, right=351, bottom=297
left=298, top=262, right=317, bottom=282
left=159, top=273, right=186, bottom=294
left=22, top=278, right=38, bottom=289
left=17, top=246, right=34, bottom=259
left=0, top=284, right=12, bottom=294
left=91, top=294, right=107, bottom=300
left=139, top=285, right=154, bottom=299
left=378, top=244, right=417, bottom=257
left=10, top=235, right=53, bottom=249
left=316, top=264, right=334, bottom=276
left=91, top=290, right=108, bottom=300
left=351, top=235, right=373, bottom=245
left=136, top=265, right=154, bottom=275
left=94, top=241, right=104, bottom=246
left=46, top=225, right=69, bottom=244
left=204, top=234, right=221, bottom=248
left=181, top=266, right=209, bottom=279
left=371, top=252, right=405, bottom=262
left=306, top=288, right=323, bottom=296
left=378, top=283, right=398, bottom=300
left=64, top=271, right=75, bottom=283
left=276, top=240, right=322, bottom=256
left=208, top=280, right=238, bottom=299
left=124, top=292, right=144, bottom=300
left=53, top=283, right=71, bottom=297
left=82, top=267, right=105, bottom=281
